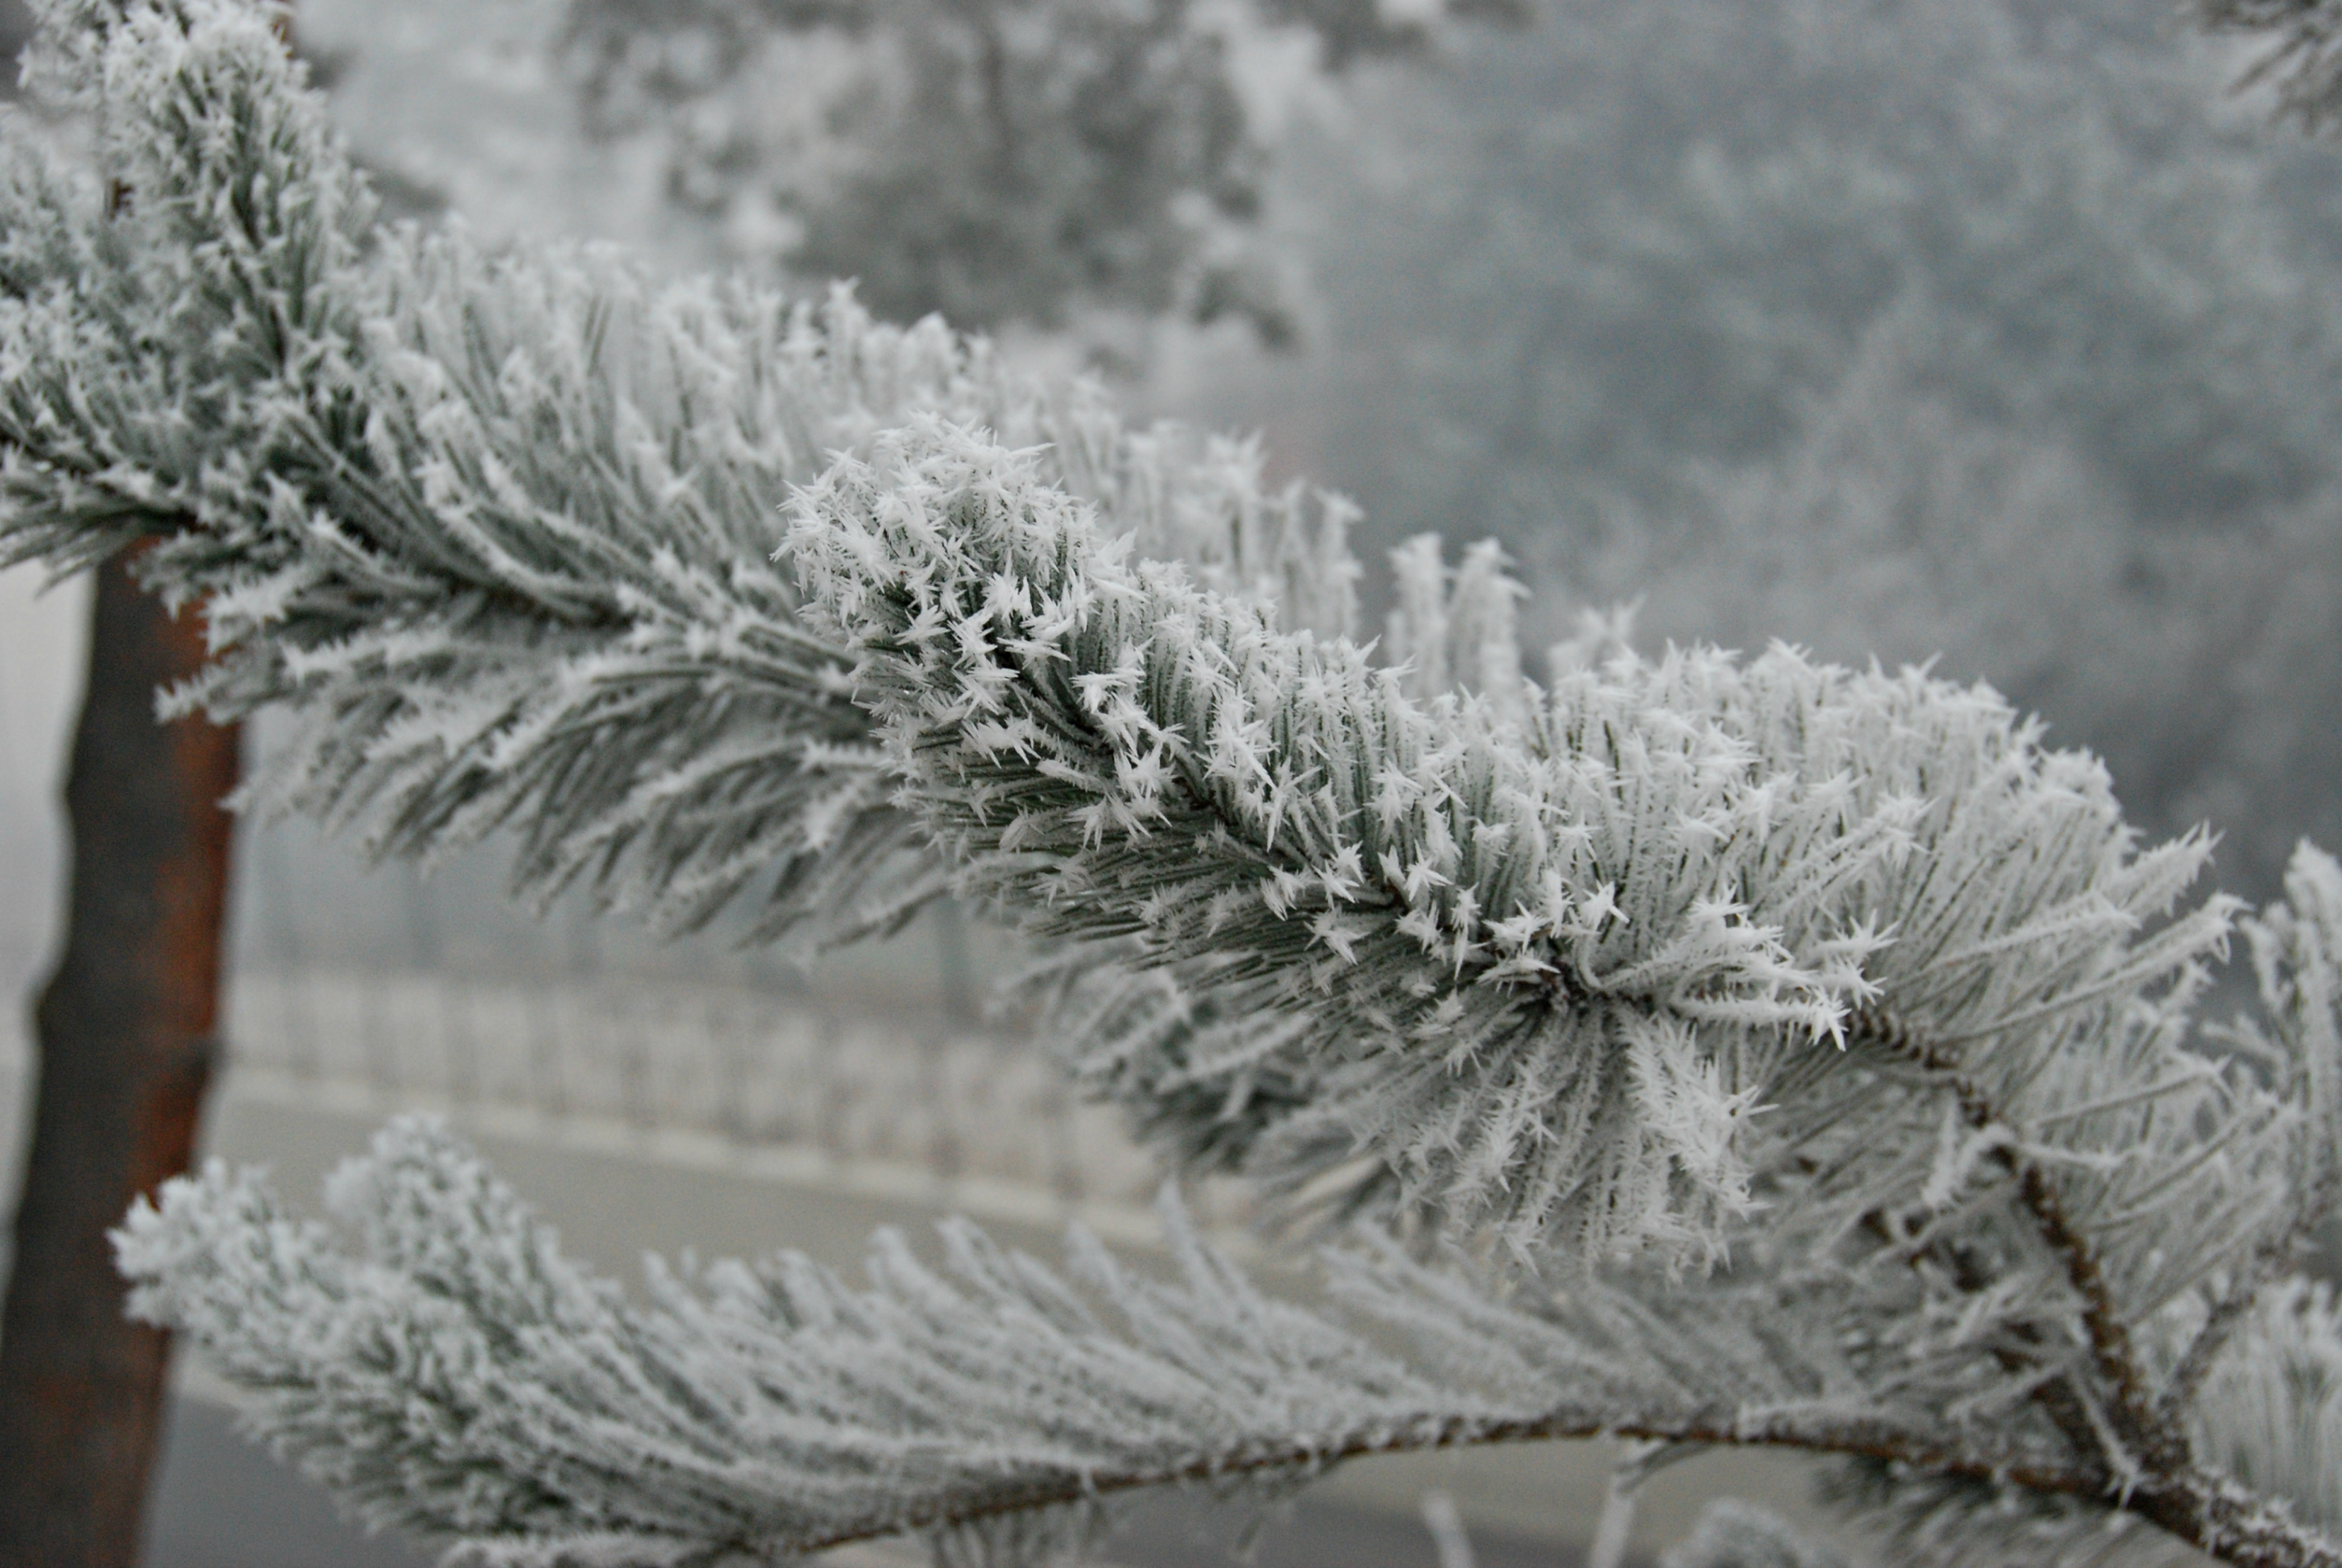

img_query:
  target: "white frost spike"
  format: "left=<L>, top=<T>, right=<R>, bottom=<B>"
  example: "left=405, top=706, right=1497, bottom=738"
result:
left=1918, top=1100, right=2014, bottom=1212
left=1388, top=533, right=1455, bottom=704
left=1420, top=1491, right=1478, bottom=1568
left=1386, top=534, right=1531, bottom=724
left=1622, top=1013, right=1761, bottom=1228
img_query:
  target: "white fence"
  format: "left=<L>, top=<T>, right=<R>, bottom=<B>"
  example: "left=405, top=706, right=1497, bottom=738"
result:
left=223, top=965, right=1169, bottom=1210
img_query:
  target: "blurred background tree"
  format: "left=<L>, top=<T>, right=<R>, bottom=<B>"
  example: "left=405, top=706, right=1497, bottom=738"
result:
left=547, top=0, right=1520, bottom=348
left=1156, top=0, right=2342, bottom=904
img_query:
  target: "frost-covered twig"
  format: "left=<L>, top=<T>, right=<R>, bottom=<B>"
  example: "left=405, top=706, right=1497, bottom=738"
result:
left=1845, top=1001, right=2171, bottom=1482
left=118, top=1118, right=2342, bottom=1568
left=789, top=423, right=2256, bottom=1253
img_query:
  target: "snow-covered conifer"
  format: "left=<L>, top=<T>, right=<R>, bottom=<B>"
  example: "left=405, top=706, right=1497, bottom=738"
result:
left=4, top=2, right=2341, bottom=1565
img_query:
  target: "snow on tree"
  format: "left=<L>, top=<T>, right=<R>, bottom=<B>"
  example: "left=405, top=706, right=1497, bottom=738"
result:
left=3, top=1, right=2341, bottom=1565
left=1268, top=0, right=2342, bottom=907
left=550, top=0, right=1521, bottom=341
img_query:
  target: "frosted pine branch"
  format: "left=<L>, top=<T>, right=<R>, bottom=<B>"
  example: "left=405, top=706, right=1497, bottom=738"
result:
left=787, top=421, right=2259, bottom=1264
left=775, top=418, right=2342, bottom=1559
left=119, top=1117, right=2342, bottom=1567
left=106, top=1116, right=1627, bottom=1564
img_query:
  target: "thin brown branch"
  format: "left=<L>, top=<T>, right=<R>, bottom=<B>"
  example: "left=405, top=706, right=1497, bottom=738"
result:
left=702, top=1398, right=2340, bottom=1568
left=766, top=1404, right=2090, bottom=1560
left=1848, top=1003, right=2174, bottom=1471
left=1836, top=1004, right=2342, bottom=1568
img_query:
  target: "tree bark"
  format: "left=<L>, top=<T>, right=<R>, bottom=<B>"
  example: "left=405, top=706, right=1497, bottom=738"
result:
left=0, top=549, right=240, bottom=1568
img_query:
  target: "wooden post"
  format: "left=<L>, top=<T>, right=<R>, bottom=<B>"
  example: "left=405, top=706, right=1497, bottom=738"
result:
left=0, top=549, right=240, bottom=1568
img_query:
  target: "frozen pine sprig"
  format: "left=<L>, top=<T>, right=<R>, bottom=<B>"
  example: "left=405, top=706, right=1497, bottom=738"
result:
left=120, top=1024, right=2342, bottom=1568
left=1, top=0, right=366, bottom=576
left=791, top=423, right=1847, bottom=1255
left=215, top=246, right=1355, bottom=942
left=789, top=421, right=2250, bottom=1270
left=114, top=1116, right=1581, bottom=1565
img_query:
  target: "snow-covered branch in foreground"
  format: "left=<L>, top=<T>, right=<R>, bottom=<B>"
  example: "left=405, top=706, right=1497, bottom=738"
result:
left=787, top=422, right=2257, bottom=1259
left=111, top=1117, right=1566, bottom=1567
left=120, top=1110, right=2342, bottom=1568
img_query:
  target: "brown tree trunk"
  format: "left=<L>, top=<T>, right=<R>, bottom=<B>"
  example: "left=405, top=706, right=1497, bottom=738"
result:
left=0, top=548, right=240, bottom=1568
